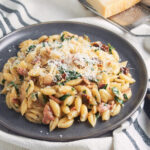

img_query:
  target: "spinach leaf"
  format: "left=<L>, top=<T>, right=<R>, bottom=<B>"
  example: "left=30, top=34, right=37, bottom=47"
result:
left=59, top=94, right=71, bottom=101
left=19, top=75, right=24, bottom=81
left=31, top=92, right=38, bottom=101
left=2, top=79, right=5, bottom=84
left=60, top=34, right=65, bottom=42
left=66, top=70, right=81, bottom=81
left=94, top=48, right=100, bottom=52
left=57, top=82, right=65, bottom=86
left=123, top=94, right=128, bottom=100
left=8, top=81, right=19, bottom=94
left=58, top=67, right=65, bottom=74
left=58, top=67, right=81, bottom=82
left=26, top=84, right=31, bottom=93
left=98, top=84, right=108, bottom=90
left=108, top=43, right=114, bottom=54
left=26, top=45, right=36, bottom=54
left=112, top=87, right=119, bottom=97
left=43, top=94, right=49, bottom=103
left=103, top=84, right=108, bottom=89
left=71, top=87, right=75, bottom=91
left=95, top=112, right=100, bottom=119
left=60, top=34, right=74, bottom=42
left=114, top=96, right=124, bottom=104
left=55, top=74, right=62, bottom=81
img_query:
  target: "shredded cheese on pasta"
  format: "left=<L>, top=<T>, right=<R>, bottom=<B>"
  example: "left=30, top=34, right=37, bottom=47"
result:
left=0, top=31, right=135, bottom=131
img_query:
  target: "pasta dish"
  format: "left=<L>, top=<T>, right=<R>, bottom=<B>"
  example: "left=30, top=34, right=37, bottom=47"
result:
left=0, top=31, right=135, bottom=131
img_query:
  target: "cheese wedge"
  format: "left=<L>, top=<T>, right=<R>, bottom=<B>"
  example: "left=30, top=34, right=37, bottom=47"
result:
left=87, top=0, right=141, bottom=18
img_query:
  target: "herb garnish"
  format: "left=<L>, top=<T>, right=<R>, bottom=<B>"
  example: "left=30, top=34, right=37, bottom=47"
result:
left=31, top=92, right=38, bottom=101
left=112, top=87, right=119, bottom=97
left=60, top=34, right=74, bottom=42
left=108, top=43, right=114, bottom=54
left=103, top=84, right=108, bottom=89
left=95, top=112, right=100, bottom=119
left=2, top=79, right=5, bottom=84
left=26, top=45, right=36, bottom=54
left=58, top=67, right=81, bottom=82
left=26, top=84, right=31, bottom=93
left=112, top=87, right=124, bottom=105
left=55, top=74, right=62, bottom=81
left=43, top=94, right=49, bottom=103
left=8, top=81, right=19, bottom=94
left=42, top=42, right=45, bottom=47
left=57, top=82, right=65, bottom=86
left=59, top=94, right=71, bottom=101
left=94, top=48, right=99, bottom=52
left=60, top=34, right=65, bottom=41
left=114, top=96, right=124, bottom=104
left=123, top=94, right=128, bottom=100
left=71, top=87, right=75, bottom=91
left=19, top=75, right=24, bottom=81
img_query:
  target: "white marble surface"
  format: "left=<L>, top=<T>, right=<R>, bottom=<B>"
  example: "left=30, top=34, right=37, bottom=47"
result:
left=20, top=0, right=95, bottom=21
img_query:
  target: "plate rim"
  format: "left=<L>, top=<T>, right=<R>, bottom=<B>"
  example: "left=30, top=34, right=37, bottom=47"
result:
left=0, top=21, right=148, bottom=141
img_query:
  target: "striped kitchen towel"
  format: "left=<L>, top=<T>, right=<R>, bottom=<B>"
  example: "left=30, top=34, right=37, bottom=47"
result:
left=0, top=0, right=149, bottom=150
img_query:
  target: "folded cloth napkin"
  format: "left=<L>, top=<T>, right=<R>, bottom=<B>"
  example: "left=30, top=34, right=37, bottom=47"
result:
left=0, top=0, right=150, bottom=150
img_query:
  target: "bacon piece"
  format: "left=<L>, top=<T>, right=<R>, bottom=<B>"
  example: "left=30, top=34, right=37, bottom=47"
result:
left=50, top=82, right=57, bottom=86
left=49, top=95, right=62, bottom=104
left=98, top=83, right=106, bottom=89
left=62, top=73, right=66, bottom=79
left=97, top=61, right=103, bottom=68
left=101, top=44, right=109, bottom=52
left=97, top=103, right=110, bottom=114
left=42, top=103, right=54, bottom=124
left=91, top=41, right=102, bottom=47
left=108, top=101, right=115, bottom=110
left=17, top=68, right=27, bottom=76
left=12, top=98, right=21, bottom=106
left=120, top=67, right=129, bottom=75
left=71, top=106, right=76, bottom=111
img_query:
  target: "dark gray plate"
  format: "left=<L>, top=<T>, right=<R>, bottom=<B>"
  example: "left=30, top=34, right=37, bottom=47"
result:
left=0, top=21, right=148, bottom=141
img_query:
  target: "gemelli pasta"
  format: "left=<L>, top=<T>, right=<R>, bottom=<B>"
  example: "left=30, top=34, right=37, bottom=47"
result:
left=0, top=31, right=135, bottom=131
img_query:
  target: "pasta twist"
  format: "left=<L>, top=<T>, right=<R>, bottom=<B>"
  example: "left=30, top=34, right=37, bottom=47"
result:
left=0, top=31, right=135, bottom=131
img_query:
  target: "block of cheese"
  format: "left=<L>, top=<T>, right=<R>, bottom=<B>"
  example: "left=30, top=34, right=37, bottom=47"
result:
left=87, top=0, right=141, bottom=18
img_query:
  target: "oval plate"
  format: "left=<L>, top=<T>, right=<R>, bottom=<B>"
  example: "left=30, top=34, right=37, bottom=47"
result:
left=0, top=21, right=148, bottom=141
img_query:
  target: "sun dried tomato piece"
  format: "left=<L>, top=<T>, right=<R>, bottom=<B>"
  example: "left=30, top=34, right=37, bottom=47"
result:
left=120, top=67, right=129, bottom=75
left=91, top=41, right=102, bottom=47
left=101, top=44, right=109, bottom=52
